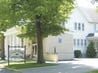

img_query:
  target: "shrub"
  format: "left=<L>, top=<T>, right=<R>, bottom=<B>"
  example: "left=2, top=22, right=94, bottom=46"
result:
left=86, top=41, right=96, bottom=58
left=74, top=50, right=81, bottom=58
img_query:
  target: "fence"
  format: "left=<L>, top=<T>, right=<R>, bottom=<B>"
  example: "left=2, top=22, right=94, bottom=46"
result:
left=8, top=45, right=26, bottom=66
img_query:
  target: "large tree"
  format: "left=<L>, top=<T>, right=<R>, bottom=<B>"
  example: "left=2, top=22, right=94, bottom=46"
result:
left=0, top=0, right=74, bottom=63
left=0, top=0, right=13, bottom=60
left=0, top=33, right=5, bottom=60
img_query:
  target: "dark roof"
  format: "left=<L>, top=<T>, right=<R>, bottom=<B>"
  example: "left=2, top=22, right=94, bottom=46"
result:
left=78, top=7, right=98, bottom=23
left=87, top=33, right=94, bottom=37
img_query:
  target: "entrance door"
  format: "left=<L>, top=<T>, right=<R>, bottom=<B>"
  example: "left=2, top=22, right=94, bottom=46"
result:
left=32, top=44, right=37, bottom=60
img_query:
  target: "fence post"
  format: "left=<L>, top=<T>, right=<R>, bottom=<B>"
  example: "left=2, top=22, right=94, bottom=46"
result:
left=8, top=45, right=10, bottom=66
left=24, top=46, right=26, bottom=63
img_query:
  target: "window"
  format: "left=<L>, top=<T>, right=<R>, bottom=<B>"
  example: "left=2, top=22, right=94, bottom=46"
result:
left=81, top=39, right=83, bottom=46
left=58, top=38, right=62, bottom=44
left=78, top=23, right=81, bottom=30
left=77, top=39, right=79, bottom=46
left=84, top=40, right=87, bottom=46
left=74, top=22, right=85, bottom=31
left=82, top=23, right=84, bottom=31
left=74, top=22, right=77, bottom=30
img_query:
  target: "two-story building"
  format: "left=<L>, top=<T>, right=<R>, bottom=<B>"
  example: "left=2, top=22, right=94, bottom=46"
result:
left=2, top=0, right=98, bottom=61
left=65, top=0, right=98, bottom=57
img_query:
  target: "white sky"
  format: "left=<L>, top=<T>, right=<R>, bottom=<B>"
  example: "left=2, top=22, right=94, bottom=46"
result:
left=75, top=0, right=97, bottom=9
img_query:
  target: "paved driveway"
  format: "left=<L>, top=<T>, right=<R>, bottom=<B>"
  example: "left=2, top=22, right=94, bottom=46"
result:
left=21, top=62, right=91, bottom=73
left=0, top=68, right=18, bottom=73
left=1, top=58, right=98, bottom=73
left=21, top=58, right=98, bottom=73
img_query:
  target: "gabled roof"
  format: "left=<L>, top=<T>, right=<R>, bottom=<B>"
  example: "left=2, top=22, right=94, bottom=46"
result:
left=78, top=7, right=98, bottom=24
left=4, top=27, right=18, bottom=36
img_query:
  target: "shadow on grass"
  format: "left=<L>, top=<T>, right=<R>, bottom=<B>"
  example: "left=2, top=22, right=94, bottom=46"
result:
left=5, top=62, right=57, bottom=70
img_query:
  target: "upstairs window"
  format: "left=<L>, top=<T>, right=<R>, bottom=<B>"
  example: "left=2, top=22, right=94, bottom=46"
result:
left=78, top=23, right=81, bottom=30
left=74, top=22, right=85, bottom=31
left=74, top=22, right=77, bottom=30
left=82, top=23, right=84, bottom=31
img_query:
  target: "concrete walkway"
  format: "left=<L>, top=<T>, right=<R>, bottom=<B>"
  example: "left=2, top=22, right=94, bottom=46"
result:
left=1, top=58, right=98, bottom=73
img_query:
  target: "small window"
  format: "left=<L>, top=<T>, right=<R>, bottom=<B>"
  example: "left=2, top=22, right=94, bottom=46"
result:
left=77, top=39, right=79, bottom=46
left=74, top=22, right=77, bottom=30
left=78, top=23, right=81, bottom=30
left=84, top=40, right=87, bottom=46
left=82, top=23, right=84, bottom=31
left=81, top=39, right=83, bottom=46
left=58, top=38, right=62, bottom=44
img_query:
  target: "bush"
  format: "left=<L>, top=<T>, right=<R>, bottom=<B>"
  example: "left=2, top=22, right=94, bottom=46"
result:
left=86, top=41, right=96, bottom=58
left=74, top=50, right=81, bottom=58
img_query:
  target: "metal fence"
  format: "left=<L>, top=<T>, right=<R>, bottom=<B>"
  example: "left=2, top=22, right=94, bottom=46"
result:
left=8, top=45, right=26, bottom=66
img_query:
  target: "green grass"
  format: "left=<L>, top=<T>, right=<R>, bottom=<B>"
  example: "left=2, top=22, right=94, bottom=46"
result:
left=5, top=62, right=57, bottom=70
left=1, top=61, right=35, bottom=67
left=88, top=70, right=98, bottom=73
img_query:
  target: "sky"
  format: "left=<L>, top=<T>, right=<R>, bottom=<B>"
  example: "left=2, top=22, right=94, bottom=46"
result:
left=75, top=0, right=98, bottom=9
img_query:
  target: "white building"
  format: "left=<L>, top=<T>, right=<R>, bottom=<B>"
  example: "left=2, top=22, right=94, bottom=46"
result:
left=4, top=27, right=74, bottom=61
left=44, top=33, right=73, bottom=61
left=65, top=0, right=98, bottom=57
left=3, top=0, right=98, bottom=60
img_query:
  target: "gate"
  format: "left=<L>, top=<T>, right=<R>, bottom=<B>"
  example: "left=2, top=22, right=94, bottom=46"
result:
left=8, top=45, right=26, bottom=66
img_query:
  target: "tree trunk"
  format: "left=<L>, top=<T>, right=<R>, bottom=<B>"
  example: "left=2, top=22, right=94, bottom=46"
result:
left=1, top=35, right=5, bottom=60
left=0, top=33, right=5, bottom=60
left=36, top=15, right=45, bottom=64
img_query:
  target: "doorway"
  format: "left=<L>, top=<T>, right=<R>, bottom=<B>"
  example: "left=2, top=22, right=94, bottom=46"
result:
left=32, top=44, right=37, bottom=60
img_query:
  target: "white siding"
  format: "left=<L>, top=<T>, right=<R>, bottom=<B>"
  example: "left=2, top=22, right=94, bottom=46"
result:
left=95, top=24, right=98, bottom=32
left=65, top=8, right=95, bottom=55
left=43, top=33, right=74, bottom=60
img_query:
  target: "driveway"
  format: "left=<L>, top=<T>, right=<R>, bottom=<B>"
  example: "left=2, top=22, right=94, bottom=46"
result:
left=0, top=58, right=98, bottom=73
left=21, top=58, right=98, bottom=73
left=0, top=68, right=17, bottom=73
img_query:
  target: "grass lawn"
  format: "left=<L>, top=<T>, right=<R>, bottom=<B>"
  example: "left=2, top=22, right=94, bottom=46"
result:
left=5, top=61, right=57, bottom=70
left=88, top=70, right=98, bottom=73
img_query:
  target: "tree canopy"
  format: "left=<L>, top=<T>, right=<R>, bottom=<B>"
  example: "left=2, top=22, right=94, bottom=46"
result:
left=0, top=0, right=75, bottom=63
left=0, top=0, right=74, bottom=36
